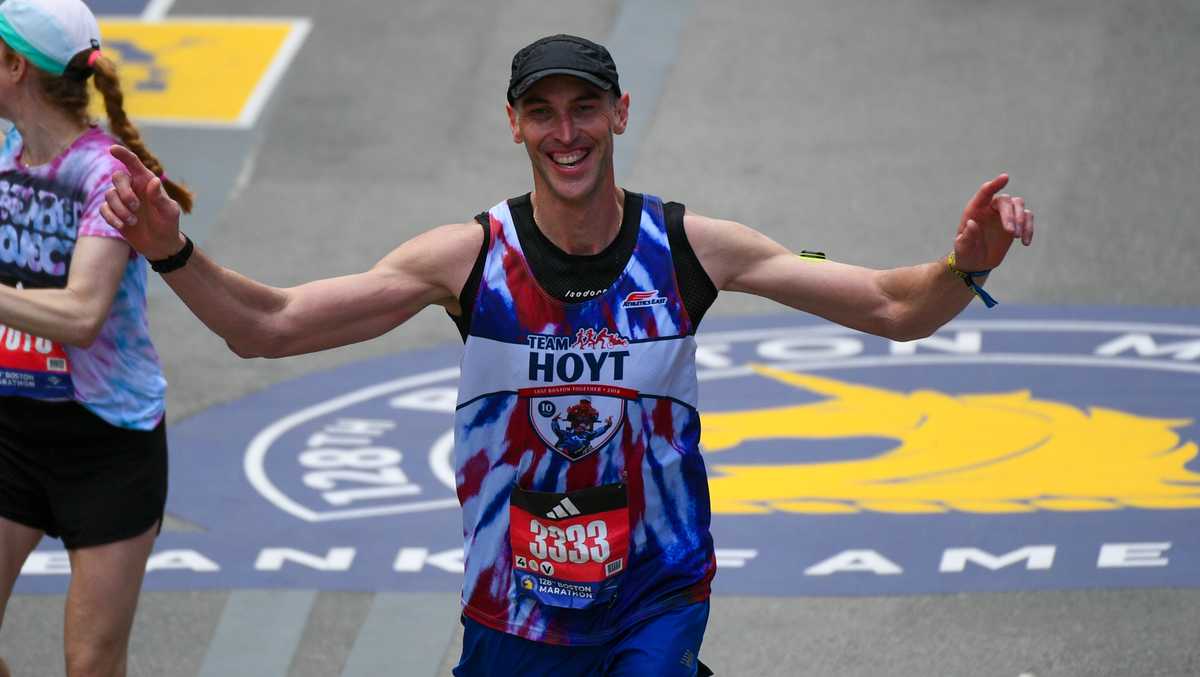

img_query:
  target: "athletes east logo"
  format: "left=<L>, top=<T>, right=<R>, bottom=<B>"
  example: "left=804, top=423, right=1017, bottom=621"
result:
left=621, top=290, right=668, bottom=308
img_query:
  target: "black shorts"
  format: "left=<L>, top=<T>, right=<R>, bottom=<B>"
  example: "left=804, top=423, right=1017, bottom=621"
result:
left=0, top=396, right=167, bottom=549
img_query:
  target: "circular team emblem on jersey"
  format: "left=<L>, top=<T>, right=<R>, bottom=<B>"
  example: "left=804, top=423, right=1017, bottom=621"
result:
left=16, top=308, right=1200, bottom=597
left=522, top=384, right=633, bottom=461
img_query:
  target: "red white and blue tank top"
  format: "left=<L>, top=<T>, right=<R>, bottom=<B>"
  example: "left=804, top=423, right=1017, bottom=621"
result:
left=454, top=193, right=716, bottom=644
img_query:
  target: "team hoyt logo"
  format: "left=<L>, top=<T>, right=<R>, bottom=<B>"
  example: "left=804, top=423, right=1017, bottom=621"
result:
left=524, top=386, right=631, bottom=461
left=527, top=328, right=630, bottom=384
left=701, top=365, right=1200, bottom=514
left=524, top=328, right=636, bottom=461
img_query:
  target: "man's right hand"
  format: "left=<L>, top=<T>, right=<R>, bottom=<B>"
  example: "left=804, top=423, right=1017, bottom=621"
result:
left=101, top=145, right=186, bottom=261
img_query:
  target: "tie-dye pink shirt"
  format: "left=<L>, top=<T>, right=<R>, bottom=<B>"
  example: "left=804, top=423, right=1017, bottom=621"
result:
left=0, top=126, right=165, bottom=430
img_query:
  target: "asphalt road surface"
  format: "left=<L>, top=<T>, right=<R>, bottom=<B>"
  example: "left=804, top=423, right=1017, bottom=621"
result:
left=3, top=0, right=1199, bottom=675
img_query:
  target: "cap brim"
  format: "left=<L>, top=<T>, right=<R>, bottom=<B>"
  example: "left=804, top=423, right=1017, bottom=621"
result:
left=508, top=68, right=614, bottom=102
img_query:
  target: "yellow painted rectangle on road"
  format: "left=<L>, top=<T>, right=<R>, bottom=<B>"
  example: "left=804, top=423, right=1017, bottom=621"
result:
left=93, top=18, right=310, bottom=127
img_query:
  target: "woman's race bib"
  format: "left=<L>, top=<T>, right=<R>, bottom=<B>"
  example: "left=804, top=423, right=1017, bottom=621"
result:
left=0, top=324, right=72, bottom=399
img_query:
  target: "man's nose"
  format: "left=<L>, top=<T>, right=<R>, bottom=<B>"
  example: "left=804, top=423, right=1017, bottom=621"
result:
left=553, top=115, right=576, bottom=143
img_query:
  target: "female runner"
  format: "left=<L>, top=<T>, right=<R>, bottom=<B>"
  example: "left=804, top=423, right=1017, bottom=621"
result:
left=0, top=1, right=192, bottom=674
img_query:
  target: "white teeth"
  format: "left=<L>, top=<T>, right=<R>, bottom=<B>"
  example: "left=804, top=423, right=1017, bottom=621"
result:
left=552, top=150, right=587, bottom=166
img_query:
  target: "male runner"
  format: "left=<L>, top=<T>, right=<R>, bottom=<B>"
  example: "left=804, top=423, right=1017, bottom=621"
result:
left=100, top=34, right=1034, bottom=677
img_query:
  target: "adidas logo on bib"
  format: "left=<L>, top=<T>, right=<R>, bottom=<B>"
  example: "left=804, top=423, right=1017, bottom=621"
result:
left=546, top=497, right=582, bottom=519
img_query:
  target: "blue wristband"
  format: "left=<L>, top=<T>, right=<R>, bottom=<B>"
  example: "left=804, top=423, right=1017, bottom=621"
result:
left=946, top=253, right=997, bottom=308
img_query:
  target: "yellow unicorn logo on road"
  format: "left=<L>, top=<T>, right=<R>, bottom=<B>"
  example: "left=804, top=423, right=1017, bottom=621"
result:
left=701, top=365, right=1200, bottom=514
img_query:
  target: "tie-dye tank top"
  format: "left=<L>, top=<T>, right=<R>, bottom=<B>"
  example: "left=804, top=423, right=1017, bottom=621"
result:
left=0, top=126, right=165, bottom=430
left=455, top=194, right=715, bottom=645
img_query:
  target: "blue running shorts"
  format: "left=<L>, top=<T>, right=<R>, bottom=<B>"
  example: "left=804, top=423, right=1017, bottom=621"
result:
left=453, top=600, right=712, bottom=676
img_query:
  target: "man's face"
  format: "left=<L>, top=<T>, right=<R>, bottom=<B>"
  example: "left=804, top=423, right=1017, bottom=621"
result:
left=507, top=75, right=630, bottom=204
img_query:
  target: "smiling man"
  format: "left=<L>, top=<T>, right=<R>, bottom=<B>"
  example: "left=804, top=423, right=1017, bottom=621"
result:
left=100, top=33, right=1035, bottom=677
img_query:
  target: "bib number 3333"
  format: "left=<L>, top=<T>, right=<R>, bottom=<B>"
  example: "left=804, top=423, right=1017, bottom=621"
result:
left=509, top=482, right=629, bottom=609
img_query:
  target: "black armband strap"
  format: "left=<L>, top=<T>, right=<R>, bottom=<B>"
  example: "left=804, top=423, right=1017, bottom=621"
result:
left=148, top=234, right=194, bottom=274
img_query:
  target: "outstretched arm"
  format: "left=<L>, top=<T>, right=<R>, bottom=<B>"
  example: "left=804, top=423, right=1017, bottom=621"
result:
left=100, top=146, right=481, bottom=358
left=0, top=236, right=129, bottom=347
left=688, top=174, right=1035, bottom=341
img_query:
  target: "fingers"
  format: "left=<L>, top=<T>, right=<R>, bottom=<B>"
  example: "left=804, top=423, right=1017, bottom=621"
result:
left=104, top=187, right=137, bottom=226
left=1011, top=197, right=1034, bottom=246
left=991, top=193, right=1036, bottom=245
left=106, top=171, right=141, bottom=226
left=1012, top=196, right=1025, bottom=233
left=145, top=177, right=176, bottom=217
left=112, top=171, right=141, bottom=217
left=993, top=194, right=1016, bottom=234
left=108, top=145, right=152, bottom=180
left=958, top=218, right=979, bottom=243
left=966, top=173, right=1009, bottom=212
left=99, top=202, right=123, bottom=231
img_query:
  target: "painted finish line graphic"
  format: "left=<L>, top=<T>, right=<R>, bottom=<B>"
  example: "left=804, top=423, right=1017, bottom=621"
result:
left=87, top=14, right=311, bottom=128
left=16, top=306, right=1200, bottom=595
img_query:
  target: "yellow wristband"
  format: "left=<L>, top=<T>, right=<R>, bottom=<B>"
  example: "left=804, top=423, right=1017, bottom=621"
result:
left=946, top=253, right=997, bottom=308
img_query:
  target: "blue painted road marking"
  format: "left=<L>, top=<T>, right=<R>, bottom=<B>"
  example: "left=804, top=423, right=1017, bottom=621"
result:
left=15, top=307, right=1200, bottom=596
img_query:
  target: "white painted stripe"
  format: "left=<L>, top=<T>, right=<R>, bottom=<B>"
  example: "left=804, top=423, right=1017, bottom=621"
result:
left=140, top=0, right=174, bottom=21
left=244, top=367, right=460, bottom=523
left=608, top=0, right=697, bottom=182
left=197, top=590, right=315, bottom=677
left=341, top=593, right=458, bottom=677
left=238, top=18, right=312, bottom=129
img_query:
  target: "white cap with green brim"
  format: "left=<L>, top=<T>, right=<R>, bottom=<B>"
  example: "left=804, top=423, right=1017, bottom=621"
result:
left=0, top=0, right=100, bottom=76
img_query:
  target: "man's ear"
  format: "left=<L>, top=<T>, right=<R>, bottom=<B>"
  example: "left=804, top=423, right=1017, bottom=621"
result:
left=506, top=103, right=523, bottom=144
left=611, top=92, right=631, bottom=135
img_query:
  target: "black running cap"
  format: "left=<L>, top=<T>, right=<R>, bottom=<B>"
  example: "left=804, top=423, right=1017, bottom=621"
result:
left=507, top=34, right=620, bottom=104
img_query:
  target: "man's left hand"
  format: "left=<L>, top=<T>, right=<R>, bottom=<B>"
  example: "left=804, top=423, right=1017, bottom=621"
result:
left=954, top=173, right=1035, bottom=272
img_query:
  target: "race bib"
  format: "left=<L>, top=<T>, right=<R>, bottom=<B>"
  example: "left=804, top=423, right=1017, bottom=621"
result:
left=0, top=325, right=73, bottom=399
left=509, top=482, right=630, bottom=609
